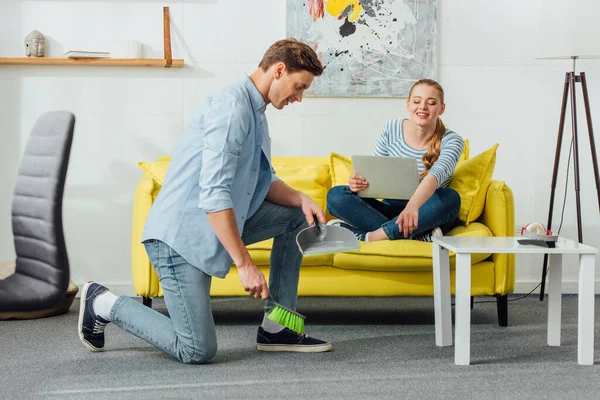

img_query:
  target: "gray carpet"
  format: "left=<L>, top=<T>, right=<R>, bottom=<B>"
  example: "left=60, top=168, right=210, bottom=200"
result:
left=2, top=295, right=600, bottom=400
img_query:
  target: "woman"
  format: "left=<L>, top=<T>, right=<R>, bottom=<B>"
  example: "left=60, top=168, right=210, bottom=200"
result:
left=326, top=79, right=463, bottom=242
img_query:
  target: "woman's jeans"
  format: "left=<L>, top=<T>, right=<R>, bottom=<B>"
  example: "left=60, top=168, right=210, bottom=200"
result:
left=326, top=185, right=461, bottom=240
left=110, top=201, right=307, bottom=364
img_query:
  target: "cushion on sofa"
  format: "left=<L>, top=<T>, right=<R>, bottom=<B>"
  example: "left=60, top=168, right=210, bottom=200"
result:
left=137, top=161, right=170, bottom=187
left=329, top=152, right=353, bottom=187
left=449, top=143, right=498, bottom=225
left=331, top=221, right=493, bottom=272
left=246, top=241, right=333, bottom=266
left=271, top=162, right=330, bottom=210
left=461, top=138, right=470, bottom=160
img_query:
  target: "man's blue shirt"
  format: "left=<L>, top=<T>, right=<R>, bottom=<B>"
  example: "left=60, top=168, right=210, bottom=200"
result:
left=142, top=76, right=279, bottom=278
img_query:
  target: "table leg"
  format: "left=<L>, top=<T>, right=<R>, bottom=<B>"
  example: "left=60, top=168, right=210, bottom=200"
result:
left=455, top=252, right=472, bottom=365
left=547, top=253, right=563, bottom=346
left=578, top=254, right=595, bottom=365
left=432, top=243, right=452, bottom=347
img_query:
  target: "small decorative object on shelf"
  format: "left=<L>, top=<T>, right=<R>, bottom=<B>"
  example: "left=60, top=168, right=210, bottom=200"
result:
left=25, top=30, right=45, bottom=57
left=64, top=50, right=111, bottom=59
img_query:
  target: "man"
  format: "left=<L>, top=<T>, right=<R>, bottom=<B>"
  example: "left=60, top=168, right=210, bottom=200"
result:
left=78, top=39, right=331, bottom=364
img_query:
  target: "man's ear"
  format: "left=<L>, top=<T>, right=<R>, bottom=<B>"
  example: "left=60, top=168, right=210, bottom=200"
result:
left=273, top=62, right=286, bottom=80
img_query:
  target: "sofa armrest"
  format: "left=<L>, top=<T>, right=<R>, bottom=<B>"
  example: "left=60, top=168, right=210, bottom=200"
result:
left=131, top=175, right=162, bottom=298
left=477, top=180, right=516, bottom=294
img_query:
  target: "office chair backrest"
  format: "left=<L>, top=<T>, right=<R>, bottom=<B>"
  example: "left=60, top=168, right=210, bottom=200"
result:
left=11, top=111, right=75, bottom=293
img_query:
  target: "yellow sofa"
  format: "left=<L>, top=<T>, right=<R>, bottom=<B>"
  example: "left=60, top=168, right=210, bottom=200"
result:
left=131, top=148, right=515, bottom=326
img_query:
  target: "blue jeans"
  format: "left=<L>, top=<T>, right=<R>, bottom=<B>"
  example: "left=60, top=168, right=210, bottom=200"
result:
left=326, top=185, right=461, bottom=240
left=111, top=201, right=307, bottom=364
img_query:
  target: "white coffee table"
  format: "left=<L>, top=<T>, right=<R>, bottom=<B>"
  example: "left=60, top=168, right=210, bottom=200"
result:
left=431, top=236, right=597, bottom=365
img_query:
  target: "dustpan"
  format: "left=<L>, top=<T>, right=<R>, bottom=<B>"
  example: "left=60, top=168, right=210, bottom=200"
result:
left=296, top=218, right=360, bottom=256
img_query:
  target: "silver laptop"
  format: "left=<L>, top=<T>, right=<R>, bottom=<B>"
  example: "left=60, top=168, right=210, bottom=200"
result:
left=351, top=155, right=420, bottom=200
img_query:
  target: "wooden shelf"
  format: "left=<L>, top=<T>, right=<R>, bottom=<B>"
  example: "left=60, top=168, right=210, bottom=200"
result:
left=0, top=57, right=184, bottom=68
left=1, top=7, right=182, bottom=69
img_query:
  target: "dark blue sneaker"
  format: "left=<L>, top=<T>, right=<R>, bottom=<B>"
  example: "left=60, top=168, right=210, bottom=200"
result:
left=327, top=219, right=368, bottom=241
left=334, top=221, right=368, bottom=242
left=78, top=281, right=110, bottom=352
left=256, top=326, right=332, bottom=353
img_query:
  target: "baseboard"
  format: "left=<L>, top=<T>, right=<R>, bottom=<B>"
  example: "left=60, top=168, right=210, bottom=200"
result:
left=76, top=280, right=600, bottom=298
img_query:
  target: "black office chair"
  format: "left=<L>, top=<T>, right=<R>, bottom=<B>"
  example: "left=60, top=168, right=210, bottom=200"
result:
left=0, top=111, right=77, bottom=319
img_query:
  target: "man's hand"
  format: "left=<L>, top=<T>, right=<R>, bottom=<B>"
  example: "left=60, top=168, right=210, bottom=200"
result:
left=205, top=209, right=269, bottom=300
left=300, top=193, right=326, bottom=226
left=237, top=261, right=269, bottom=300
left=396, top=203, right=420, bottom=238
left=348, top=173, right=368, bottom=193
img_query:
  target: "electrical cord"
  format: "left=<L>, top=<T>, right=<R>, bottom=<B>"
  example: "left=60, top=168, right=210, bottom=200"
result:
left=454, top=137, right=574, bottom=307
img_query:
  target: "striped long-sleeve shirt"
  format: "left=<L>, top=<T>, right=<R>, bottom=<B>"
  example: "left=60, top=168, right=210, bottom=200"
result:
left=373, top=119, right=464, bottom=188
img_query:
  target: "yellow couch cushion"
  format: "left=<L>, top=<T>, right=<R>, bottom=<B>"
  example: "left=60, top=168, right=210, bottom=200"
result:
left=137, top=160, right=170, bottom=187
left=332, top=221, right=493, bottom=272
left=461, top=138, right=470, bottom=160
left=329, top=152, right=353, bottom=187
left=449, top=143, right=498, bottom=225
left=272, top=156, right=329, bottom=167
left=271, top=160, right=330, bottom=210
left=247, top=241, right=332, bottom=266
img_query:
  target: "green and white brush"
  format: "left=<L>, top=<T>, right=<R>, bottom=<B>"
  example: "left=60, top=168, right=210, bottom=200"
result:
left=267, top=296, right=305, bottom=335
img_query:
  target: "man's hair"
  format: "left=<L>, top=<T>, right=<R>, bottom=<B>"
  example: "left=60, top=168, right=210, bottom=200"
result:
left=259, top=38, right=324, bottom=76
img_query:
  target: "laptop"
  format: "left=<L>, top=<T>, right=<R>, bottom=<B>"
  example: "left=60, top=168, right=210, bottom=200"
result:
left=351, top=155, right=420, bottom=200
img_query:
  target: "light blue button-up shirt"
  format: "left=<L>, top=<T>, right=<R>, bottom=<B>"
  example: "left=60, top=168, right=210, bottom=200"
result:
left=142, top=76, right=279, bottom=278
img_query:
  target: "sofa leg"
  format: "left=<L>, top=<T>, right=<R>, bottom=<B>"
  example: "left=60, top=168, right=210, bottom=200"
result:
left=496, top=295, right=508, bottom=327
left=142, top=297, right=152, bottom=308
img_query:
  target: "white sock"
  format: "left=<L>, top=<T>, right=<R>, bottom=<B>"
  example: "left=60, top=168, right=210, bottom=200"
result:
left=365, top=232, right=370, bottom=242
left=93, top=291, right=118, bottom=321
left=261, top=313, right=285, bottom=333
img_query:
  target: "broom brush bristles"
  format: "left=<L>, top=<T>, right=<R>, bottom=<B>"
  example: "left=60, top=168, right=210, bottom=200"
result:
left=267, top=303, right=305, bottom=335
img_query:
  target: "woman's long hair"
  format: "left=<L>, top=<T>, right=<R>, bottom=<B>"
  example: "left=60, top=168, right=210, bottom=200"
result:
left=408, top=79, right=446, bottom=179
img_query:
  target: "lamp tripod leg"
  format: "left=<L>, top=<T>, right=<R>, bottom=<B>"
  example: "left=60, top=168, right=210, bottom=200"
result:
left=580, top=72, right=600, bottom=212
left=540, top=72, right=570, bottom=301
left=570, top=72, right=584, bottom=243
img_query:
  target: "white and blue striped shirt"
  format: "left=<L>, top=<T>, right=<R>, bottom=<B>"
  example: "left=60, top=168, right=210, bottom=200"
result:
left=373, top=119, right=464, bottom=188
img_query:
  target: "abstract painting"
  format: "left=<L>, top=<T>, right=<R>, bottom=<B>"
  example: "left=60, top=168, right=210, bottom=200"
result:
left=286, top=0, right=437, bottom=97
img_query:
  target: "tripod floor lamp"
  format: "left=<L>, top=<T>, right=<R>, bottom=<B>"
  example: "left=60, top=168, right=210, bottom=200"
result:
left=536, top=0, right=600, bottom=300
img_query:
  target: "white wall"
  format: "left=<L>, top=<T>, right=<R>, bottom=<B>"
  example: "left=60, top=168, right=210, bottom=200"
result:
left=1, top=0, right=599, bottom=295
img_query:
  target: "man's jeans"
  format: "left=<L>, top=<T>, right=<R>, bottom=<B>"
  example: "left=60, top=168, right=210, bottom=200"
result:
left=111, top=201, right=307, bottom=364
left=326, top=185, right=461, bottom=240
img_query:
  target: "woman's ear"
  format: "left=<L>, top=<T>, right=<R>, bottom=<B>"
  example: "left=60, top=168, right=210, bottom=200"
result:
left=439, top=103, right=446, bottom=115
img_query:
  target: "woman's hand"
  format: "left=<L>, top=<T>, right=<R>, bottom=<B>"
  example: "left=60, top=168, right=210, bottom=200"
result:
left=396, top=203, right=420, bottom=238
left=348, top=173, right=369, bottom=193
